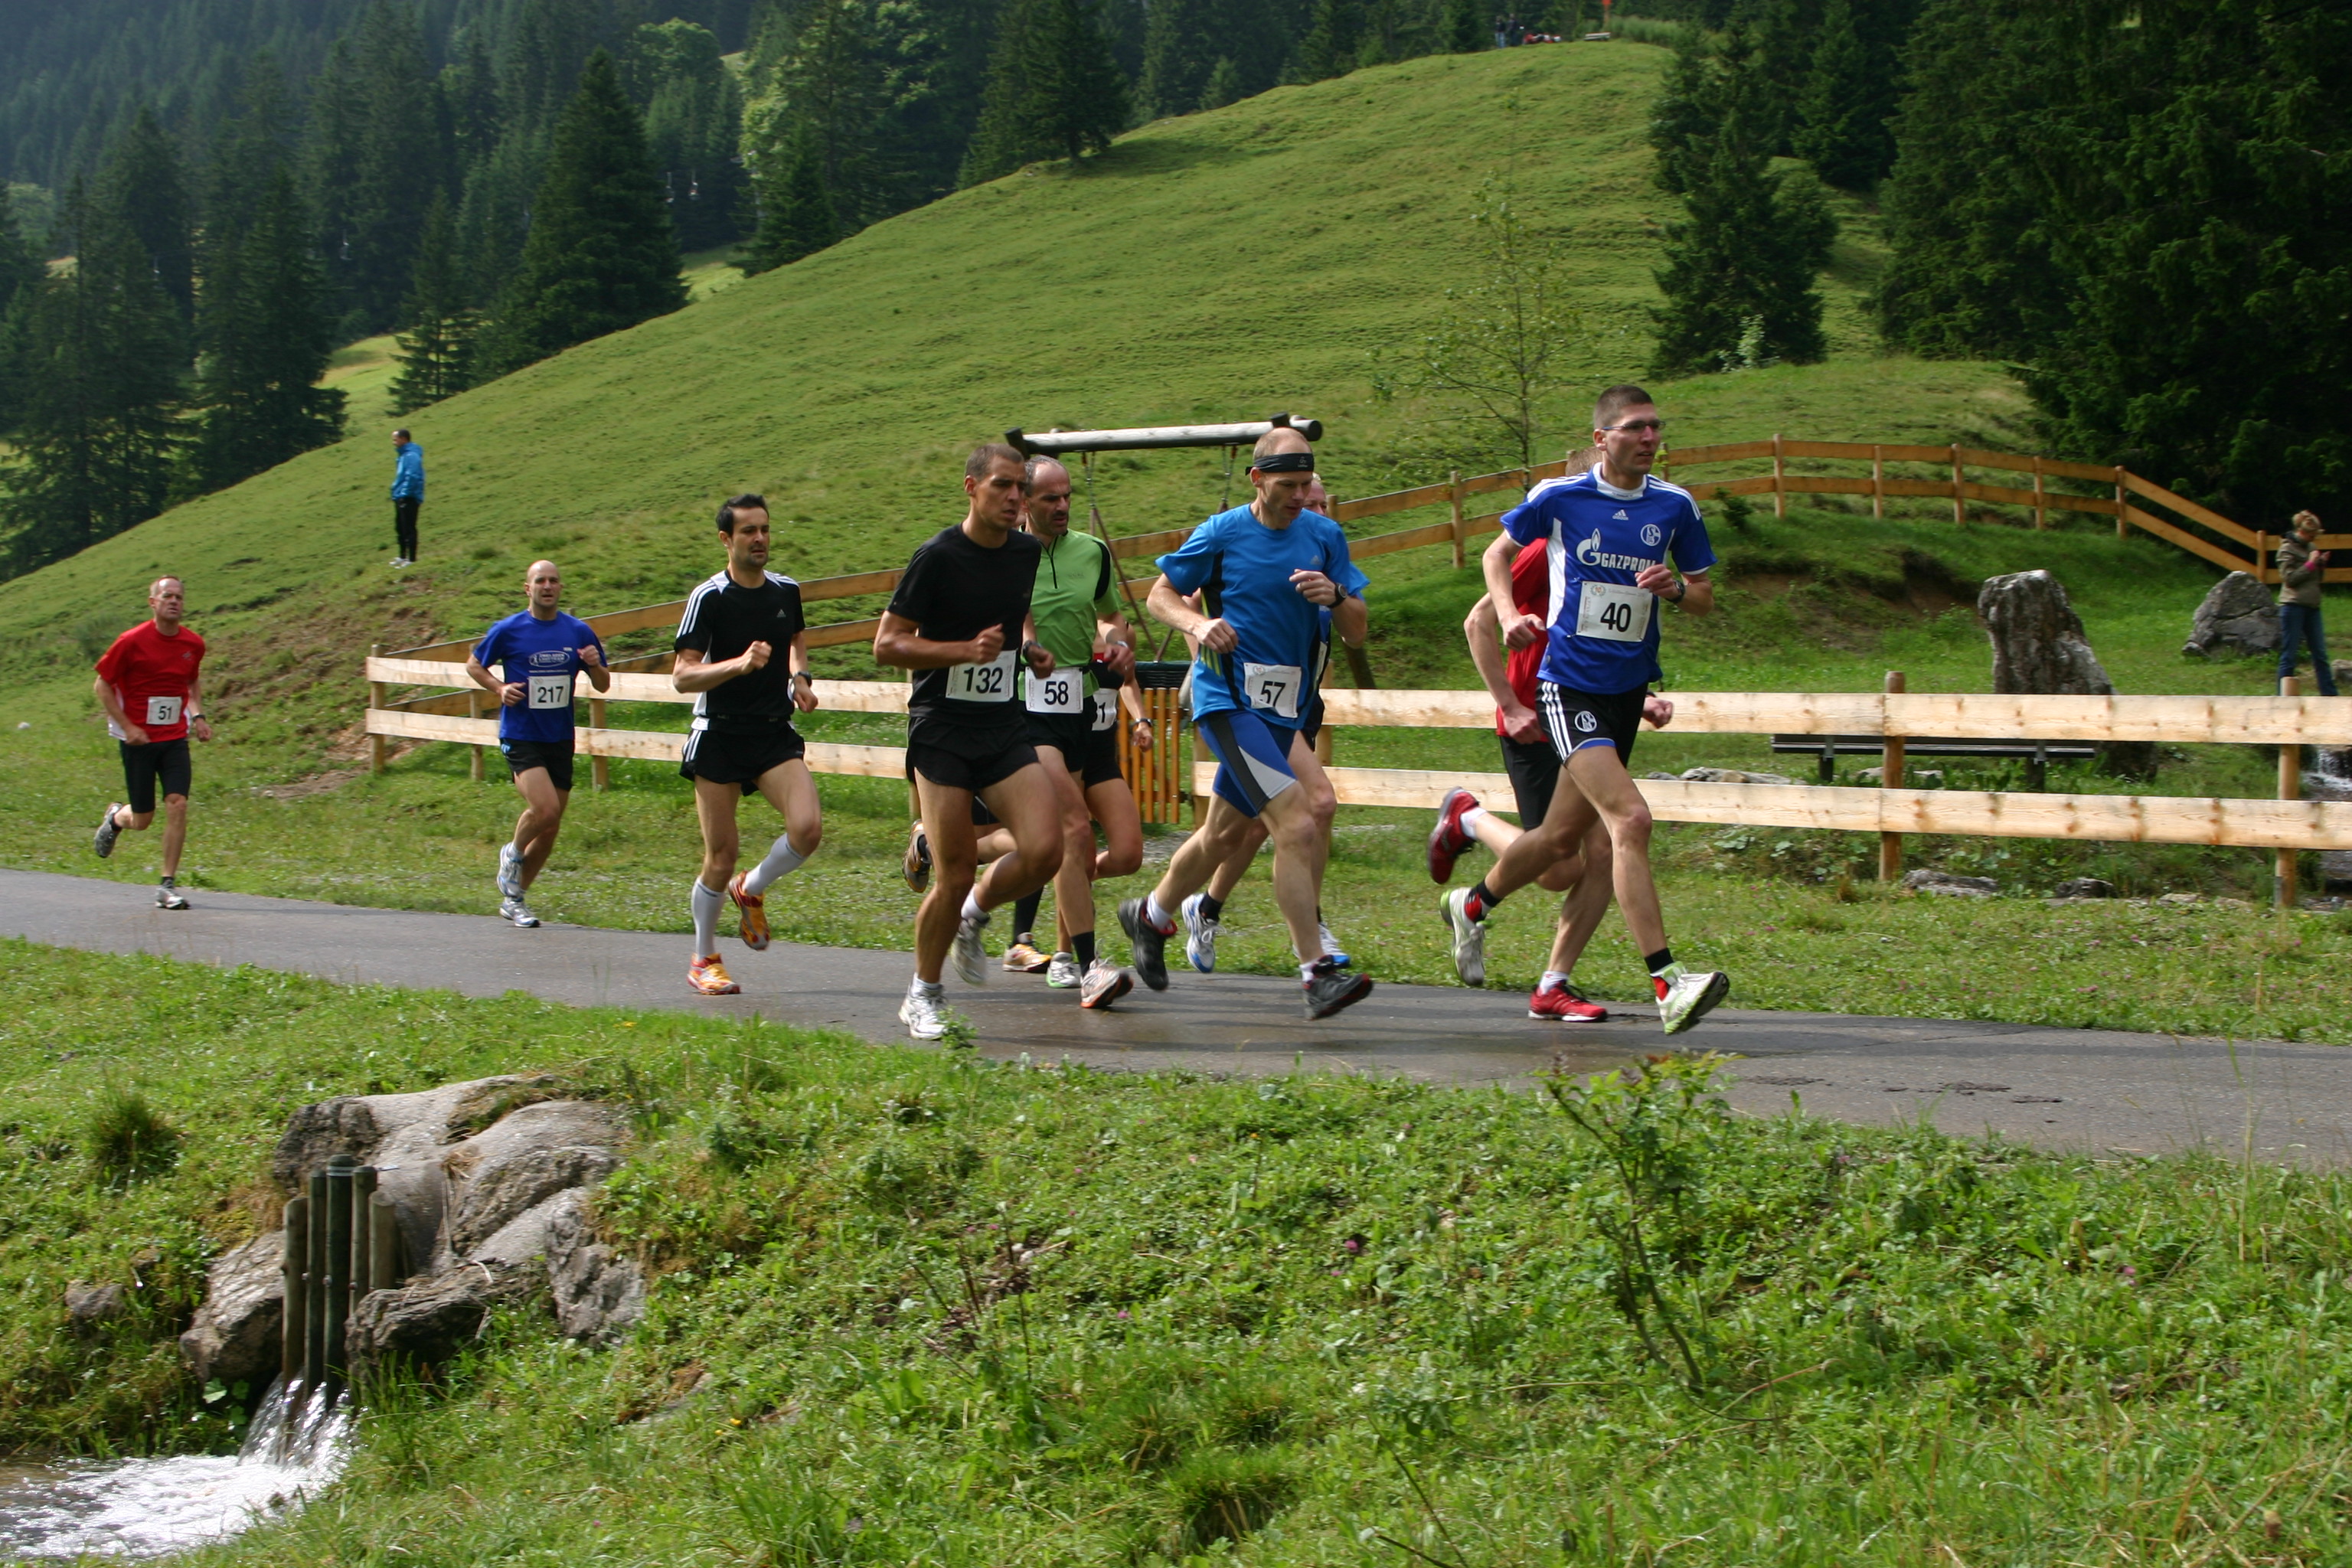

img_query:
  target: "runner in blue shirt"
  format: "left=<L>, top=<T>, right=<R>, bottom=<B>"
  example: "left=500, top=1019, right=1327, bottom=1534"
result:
left=466, top=560, right=609, bottom=927
left=1439, top=384, right=1732, bottom=1034
left=1116, top=427, right=1376, bottom=1020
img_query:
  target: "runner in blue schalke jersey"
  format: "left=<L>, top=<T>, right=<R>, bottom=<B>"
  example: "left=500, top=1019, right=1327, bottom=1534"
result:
left=1117, top=427, right=1375, bottom=1020
left=1439, top=384, right=1732, bottom=1034
left=466, top=560, right=610, bottom=927
left=875, top=443, right=1066, bottom=1040
left=672, top=495, right=825, bottom=997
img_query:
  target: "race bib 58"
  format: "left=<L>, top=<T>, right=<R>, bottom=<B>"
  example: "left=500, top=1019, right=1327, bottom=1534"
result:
left=1024, top=668, right=1085, bottom=714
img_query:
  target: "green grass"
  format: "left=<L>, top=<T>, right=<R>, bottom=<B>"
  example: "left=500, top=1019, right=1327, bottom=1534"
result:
left=7, top=941, right=2352, bottom=1564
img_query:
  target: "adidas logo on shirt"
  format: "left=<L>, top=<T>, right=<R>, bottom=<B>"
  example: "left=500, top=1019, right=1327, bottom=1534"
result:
left=1612, top=508, right=1630, bottom=521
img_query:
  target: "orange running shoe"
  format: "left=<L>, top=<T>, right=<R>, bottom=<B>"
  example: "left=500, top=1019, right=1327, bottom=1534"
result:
left=688, top=953, right=741, bottom=995
left=727, top=871, right=770, bottom=951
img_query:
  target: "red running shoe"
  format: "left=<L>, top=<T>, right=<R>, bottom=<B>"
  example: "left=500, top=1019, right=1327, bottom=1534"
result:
left=1528, top=978, right=1607, bottom=1022
left=1428, top=787, right=1480, bottom=882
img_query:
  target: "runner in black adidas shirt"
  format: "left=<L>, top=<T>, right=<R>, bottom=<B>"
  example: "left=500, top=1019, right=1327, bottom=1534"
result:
left=673, top=494, right=822, bottom=996
left=876, top=443, right=1065, bottom=1039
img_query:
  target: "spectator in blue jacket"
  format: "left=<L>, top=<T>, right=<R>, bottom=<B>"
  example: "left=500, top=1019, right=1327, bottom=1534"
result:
left=390, top=429, right=426, bottom=567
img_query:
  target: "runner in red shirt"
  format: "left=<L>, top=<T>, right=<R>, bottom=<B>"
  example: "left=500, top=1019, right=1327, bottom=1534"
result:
left=1426, top=486, right=1674, bottom=1021
left=92, top=577, right=212, bottom=907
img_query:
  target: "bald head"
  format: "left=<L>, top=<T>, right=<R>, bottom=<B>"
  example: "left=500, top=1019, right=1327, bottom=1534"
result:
left=1247, top=432, right=1318, bottom=528
left=1024, top=457, right=1073, bottom=540
left=148, top=577, right=186, bottom=630
left=1251, top=427, right=1312, bottom=466
left=525, top=558, right=564, bottom=617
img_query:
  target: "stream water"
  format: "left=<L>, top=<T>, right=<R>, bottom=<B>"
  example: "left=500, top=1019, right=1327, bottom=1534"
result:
left=2313, top=747, right=2352, bottom=894
left=0, top=1380, right=348, bottom=1560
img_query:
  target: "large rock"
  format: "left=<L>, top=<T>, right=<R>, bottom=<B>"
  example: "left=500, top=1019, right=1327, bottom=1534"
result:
left=1978, top=569, right=2158, bottom=778
left=2183, top=572, right=2280, bottom=658
left=345, top=1270, right=511, bottom=1380
left=1904, top=868, right=1999, bottom=898
left=544, top=1188, right=646, bottom=1344
left=178, top=1232, right=283, bottom=1386
left=66, top=1282, right=127, bottom=1329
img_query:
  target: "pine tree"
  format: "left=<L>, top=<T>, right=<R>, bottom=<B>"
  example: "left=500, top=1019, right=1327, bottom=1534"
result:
left=0, top=191, right=44, bottom=435
left=390, top=194, right=482, bottom=411
left=1795, top=0, right=1896, bottom=189
left=1197, top=58, right=1243, bottom=110
left=0, top=190, right=38, bottom=334
left=488, top=51, right=685, bottom=371
left=1648, top=23, right=1722, bottom=198
left=308, top=39, right=371, bottom=325
left=1292, top=0, right=1364, bottom=82
left=626, top=20, right=750, bottom=253
left=347, top=0, right=456, bottom=332
left=1138, top=0, right=1217, bottom=119
left=963, top=0, right=1130, bottom=181
left=1445, top=0, right=1486, bottom=53
left=503, top=0, right=614, bottom=137
left=740, top=116, right=841, bottom=273
left=97, top=107, right=197, bottom=332
left=187, top=168, right=345, bottom=492
left=749, top=1, right=896, bottom=224
left=443, top=30, right=505, bottom=163
left=2, top=181, right=185, bottom=577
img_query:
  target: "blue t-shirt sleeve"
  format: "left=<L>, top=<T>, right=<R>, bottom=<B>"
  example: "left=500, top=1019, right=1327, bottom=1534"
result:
left=1320, top=523, right=1370, bottom=598
left=1156, top=516, right=1223, bottom=596
left=472, top=620, right=508, bottom=673
left=1670, top=499, right=1717, bottom=574
left=1502, top=496, right=1547, bottom=547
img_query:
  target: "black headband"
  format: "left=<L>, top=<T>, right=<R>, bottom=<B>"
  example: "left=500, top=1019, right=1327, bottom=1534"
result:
left=1251, top=450, right=1315, bottom=473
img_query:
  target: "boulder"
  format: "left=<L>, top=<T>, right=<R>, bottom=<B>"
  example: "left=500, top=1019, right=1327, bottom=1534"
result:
left=2182, top=573, right=2280, bottom=658
left=2053, top=877, right=2116, bottom=900
left=1978, top=569, right=2158, bottom=778
left=345, top=1269, right=511, bottom=1380
left=1857, top=766, right=1943, bottom=786
left=1903, top=868, right=1998, bottom=898
left=65, top=1281, right=126, bottom=1329
left=1679, top=767, right=1798, bottom=786
left=444, top=1133, right=625, bottom=1257
left=544, top=1188, right=646, bottom=1344
left=178, top=1231, right=283, bottom=1386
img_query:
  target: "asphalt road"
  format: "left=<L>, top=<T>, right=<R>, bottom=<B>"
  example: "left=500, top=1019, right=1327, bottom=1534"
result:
left=6, top=867, right=2348, bottom=1165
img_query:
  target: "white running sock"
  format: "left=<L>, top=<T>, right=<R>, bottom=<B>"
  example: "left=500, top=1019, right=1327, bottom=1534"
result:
left=1460, top=806, right=1488, bottom=836
left=1541, top=969, right=1572, bottom=990
left=1298, top=962, right=1320, bottom=981
left=691, top=880, right=724, bottom=956
left=910, top=975, right=944, bottom=999
left=962, top=888, right=985, bottom=922
left=1146, top=895, right=1174, bottom=930
left=743, top=835, right=808, bottom=896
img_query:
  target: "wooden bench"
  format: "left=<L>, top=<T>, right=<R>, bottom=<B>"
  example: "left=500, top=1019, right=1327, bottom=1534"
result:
left=1769, top=734, right=2099, bottom=790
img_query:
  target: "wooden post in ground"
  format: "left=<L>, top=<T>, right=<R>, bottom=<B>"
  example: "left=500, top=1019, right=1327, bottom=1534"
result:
left=2278, top=675, right=2301, bottom=909
left=589, top=696, right=609, bottom=792
left=2032, top=456, right=2047, bottom=530
left=1772, top=433, right=1786, bottom=518
left=1448, top=469, right=1466, bottom=569
left=2254, top=533, right=2270, bottom=586
left=1949, top=445, right=1965, bottom=525
left=1877, top=670, right=1906, bottom=882
left=1871, top=445, right=1884, bottom=520
left=368, top=644, right=387, bottom=774
left=279, top=1195, right=309, bottom=1384
left=2114, top=467, right=2128, bottom=540
left=467, top=688, right=485, bottom=781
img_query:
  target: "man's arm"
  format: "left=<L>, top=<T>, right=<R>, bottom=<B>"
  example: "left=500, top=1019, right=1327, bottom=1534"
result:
left=2281, top=541, right=2326, bottom=589
left=1481, top=531, right=1541, bottom=648
left=1147, top=575, right=1235, bottom=652
left=185, top=673, right=213, bottom=742
left=93, top=675, right=146, bottom=744
left=1330, top=592, right=1367, bottom=650
left=579, top=639, right=610, bottom=692
left=787, top=631, right=818, bottom=712
left=1094, top=610, right=1137, bottom=684
left=465, top=656, right=523, bottom=704
left=674, top=642, right=768, bottom=692
left=874, top=612, right=1001, bottom=671
left=1464, top=598, right=1542, bottom=743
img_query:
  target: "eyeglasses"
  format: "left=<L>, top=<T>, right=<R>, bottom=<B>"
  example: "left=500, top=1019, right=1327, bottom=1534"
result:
left=1602, top=420, right=1665, bottom=435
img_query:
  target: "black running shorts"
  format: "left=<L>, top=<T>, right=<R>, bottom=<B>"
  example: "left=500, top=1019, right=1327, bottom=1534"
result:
left=681, top=722, right=807, bottom=792
left=502, top=738, right=576, bottom=792
left=1027, top=710, right=1127, bottom=790
left=1536, top=683, right=1644, bottom=769
left=1079, top=720, right=1124, bottom=789
left=119, top=738, right=191, bottom=816
left=1499, top=732, right=1562, bottom=825
left=907, top=720, right=1037, bottom=794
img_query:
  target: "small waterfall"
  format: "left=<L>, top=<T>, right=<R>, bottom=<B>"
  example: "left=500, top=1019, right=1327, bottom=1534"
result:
left=2309, top=746, right=2352, bottom=894
left=0, top=1380, right=350, bottom=1560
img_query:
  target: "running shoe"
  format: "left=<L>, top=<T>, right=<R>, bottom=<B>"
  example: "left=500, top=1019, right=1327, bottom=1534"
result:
left=1181, top=893, right=1220, bottom=973
left=93, top=803, right=123, bottom=859
left=1440, top=886, right=1488, bottom=988
left=952, top=908, right=991, bottom=986
left=1119, top=897, right=1173, bottom=991
left=1529, top=978, right=1607, bottom=1022
left=497, top=842, right=524, bottom=899
left=1302, top=957, right=1374, bottom=1019
left=500, top=895, right=540, bottom=929
left=900, top=985, right=949, bottom=1040
left=155, top=879, right=188, bottom=911
left=1003, top=941, right=1050, bottom=973
left=727, top=871, right=770, bottom=951
left=1080, top=959, right=1134, bottom=1011
left=1428, top=787, right=1480, bottom=882
left=688, top=954, right=740, bottom=995
left=1318, top=923, right=1353, bottom=969
left=1045, top=952, right=1083, bottom=988
left=1655, top=964, right=1731, bottom=1035
left=902, top=823, right=932, bottom=894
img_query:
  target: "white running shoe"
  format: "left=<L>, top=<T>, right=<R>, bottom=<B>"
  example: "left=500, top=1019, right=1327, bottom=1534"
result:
left=497, top=842, right=524, bottom=899
left=952, top=908, right=991, bottom=986
left=1655, top=964, right=1731, bottom=1035
left=1440, top=887, right=1487, bottom=988
left=1181, top=893, right=1220, bottom=973
left=1046, top=952, right=1082, bottom=988
left=900, top=984, right=949, bottom=1040
left=155, top=879, right=188, bottom=910
left=500, top=895, right=539, bottom=929
left=93, top=803, right=123, bottom=859
left=1079, top=959, right=1134, bottom=1011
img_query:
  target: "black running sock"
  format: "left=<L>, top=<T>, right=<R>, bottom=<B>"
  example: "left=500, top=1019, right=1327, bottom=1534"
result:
left=1197, top=893, right=1225, bottom=923
left=1467, top=880, right=1504, bottom=921
left=1013, top=891, right=1043, bottom=944
left=1644, top=947, right=1675, bottom=976
left=1073, top=931, right=1096, bottom=969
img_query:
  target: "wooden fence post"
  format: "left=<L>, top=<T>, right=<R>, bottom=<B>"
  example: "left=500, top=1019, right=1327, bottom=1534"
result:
left=2254, top=533, right=2270, bottom=585
left=589, top=697, right=609, bottom=792
left=2114, top=467, right=2128, bottom=540
left=1772, top=433, right=1786, bottom=518
left=368, top=643, right=387, bottom=774
left=1871, top=445, right=1884, bottom=521
left=1449, top=469, right=1466, bottom=569
left=466, top=689, right=485, bottom=781
left=1877, top=670, right=1906, bottom=882
left=2278, top=675, right=2301, bottom=909
left=2031, top=456, right=2047, bottom=530
left=1949, top=445, right=1965, bottom=525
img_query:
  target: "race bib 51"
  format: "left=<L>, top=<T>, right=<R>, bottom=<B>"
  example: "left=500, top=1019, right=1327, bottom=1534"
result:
left=144, top=695, right=182, bottom=726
